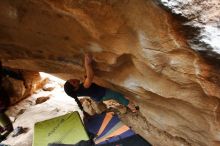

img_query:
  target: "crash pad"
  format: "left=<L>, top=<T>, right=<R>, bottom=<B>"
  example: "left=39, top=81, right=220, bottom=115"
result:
left=32, top=112, right=89, bottom=146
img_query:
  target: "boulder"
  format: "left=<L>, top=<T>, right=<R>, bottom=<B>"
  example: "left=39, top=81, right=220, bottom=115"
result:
left=0, top=0, right=220, bottom=145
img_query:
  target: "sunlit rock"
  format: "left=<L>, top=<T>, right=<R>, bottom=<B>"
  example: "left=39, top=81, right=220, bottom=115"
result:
left=0, top=0, right=220, bottom=146
left=160, top=0, right=220, bottom=65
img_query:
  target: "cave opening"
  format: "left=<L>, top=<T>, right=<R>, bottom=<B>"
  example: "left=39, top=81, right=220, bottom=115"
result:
left=0, top=68, right=149, bottom=146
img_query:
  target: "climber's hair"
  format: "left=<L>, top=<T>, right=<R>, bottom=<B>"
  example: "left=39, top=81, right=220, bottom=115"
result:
left=64, top=80, right=83, bottom=111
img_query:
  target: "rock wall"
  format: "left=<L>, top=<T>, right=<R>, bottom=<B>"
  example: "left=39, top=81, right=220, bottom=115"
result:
left=0, top=0, right=220, bottom=146
left=160, top=0, right=220, bottom=66
left=0, top=67, right=42, bottom=105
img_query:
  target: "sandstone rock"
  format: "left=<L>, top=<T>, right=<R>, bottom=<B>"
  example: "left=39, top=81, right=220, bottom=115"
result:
left=35, top=96, right=50, bottom=104
left=42, top=83, right=55, bottom=91
left=1, top=76, right=25, bottom=105
left=21, top=71, right=41, bottom=97
left=0, top=0, right=220, bottom=146
left=160, top=0, right=220, bottom=66
left=1, top=70, right=43, bottom=105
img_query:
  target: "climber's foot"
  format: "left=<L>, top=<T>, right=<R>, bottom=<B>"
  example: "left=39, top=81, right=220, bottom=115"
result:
left=127, top=103, right=138, bottom=113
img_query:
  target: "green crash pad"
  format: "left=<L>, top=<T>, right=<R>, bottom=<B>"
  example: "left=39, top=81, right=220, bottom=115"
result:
left=32, top=112, right=89, bottom=146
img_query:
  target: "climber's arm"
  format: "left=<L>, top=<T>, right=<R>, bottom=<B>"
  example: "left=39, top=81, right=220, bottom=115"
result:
left=83, top=53, right=94, bottom=88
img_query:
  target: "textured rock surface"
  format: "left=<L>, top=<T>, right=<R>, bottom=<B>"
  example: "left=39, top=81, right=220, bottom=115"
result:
left=1, top=69, right=41, bottom=105
left=160, top=0, right=220, bottom=65
left=0, top=0, right=220, bottom=146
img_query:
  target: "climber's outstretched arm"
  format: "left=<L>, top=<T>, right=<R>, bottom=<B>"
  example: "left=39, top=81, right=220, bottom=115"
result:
left=83, top=53, right=94, bottom=88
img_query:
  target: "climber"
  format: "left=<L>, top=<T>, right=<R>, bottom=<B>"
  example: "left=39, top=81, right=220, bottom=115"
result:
left=64, top=53, right=137, bottom=113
